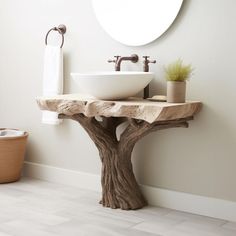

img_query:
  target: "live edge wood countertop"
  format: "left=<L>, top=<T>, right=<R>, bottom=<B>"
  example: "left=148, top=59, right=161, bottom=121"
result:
left=37, top=94, right=202, bottom=124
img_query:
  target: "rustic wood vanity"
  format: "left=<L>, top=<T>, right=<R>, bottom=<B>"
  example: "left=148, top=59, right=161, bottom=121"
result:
left=37, top=94, right=202, bottom=210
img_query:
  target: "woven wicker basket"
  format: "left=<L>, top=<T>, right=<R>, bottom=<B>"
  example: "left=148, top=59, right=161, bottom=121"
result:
left=0, top=129, right=28, bottom=183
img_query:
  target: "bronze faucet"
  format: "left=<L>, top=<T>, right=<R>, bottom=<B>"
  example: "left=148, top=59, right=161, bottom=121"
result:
left=143, top=56, right=156, bottom=99
left=108, top=54, right=139, bottom=71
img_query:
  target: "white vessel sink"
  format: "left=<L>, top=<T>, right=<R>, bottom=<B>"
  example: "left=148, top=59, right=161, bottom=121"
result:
left=71, top=71, right=154, bottom=100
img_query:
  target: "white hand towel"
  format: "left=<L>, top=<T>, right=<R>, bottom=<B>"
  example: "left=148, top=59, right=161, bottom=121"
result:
left=42, top=45, right=63, bottom=125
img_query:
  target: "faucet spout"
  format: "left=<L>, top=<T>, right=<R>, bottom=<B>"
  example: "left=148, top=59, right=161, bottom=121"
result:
left=108, top=54, right=139, bottom=71
left=115, top=54, right=139, bottom=71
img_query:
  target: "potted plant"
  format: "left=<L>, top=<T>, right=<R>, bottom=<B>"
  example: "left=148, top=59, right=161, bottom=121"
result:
left=165, top=59, right=193, bottom=103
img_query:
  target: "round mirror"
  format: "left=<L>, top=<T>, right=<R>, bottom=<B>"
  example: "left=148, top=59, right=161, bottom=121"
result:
left=92, top=0, right=183, bottom=46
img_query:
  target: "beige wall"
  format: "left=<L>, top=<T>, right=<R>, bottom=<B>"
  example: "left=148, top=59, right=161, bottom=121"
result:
left=0, top=0, right=236, bottom=201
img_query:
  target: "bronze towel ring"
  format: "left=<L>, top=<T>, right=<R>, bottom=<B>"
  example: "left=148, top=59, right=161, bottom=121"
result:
left=45, top=24, right=66, bottom=48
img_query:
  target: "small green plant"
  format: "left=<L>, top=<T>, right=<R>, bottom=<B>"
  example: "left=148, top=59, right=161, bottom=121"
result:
left=165, top=59, right=193, bottom=82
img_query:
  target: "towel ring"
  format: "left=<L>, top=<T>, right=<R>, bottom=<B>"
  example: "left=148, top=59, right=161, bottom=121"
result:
left=45, top=24, right=66, bottom=48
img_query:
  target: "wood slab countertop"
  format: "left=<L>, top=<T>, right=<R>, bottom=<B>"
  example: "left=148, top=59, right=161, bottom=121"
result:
left=37, top=94, right=202, bottom=123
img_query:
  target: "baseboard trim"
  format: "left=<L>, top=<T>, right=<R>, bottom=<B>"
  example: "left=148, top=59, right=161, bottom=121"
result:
left=23, top=161, right=236, bottom=222
left=23, top=161, right=101, bottom=192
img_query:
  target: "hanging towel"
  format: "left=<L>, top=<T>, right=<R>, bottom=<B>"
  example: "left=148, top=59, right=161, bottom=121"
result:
left=42, top=45, right=63, bottom=125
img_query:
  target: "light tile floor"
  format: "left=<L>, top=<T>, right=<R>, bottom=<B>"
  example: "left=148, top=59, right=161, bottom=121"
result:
left=0, top=177, right=235, bottom=236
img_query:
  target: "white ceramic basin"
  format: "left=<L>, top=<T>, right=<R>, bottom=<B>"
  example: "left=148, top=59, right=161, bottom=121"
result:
left=71, top=71, right=154, bottom=100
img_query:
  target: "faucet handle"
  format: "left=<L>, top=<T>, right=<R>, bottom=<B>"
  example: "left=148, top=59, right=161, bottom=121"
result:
left=143, top=56, right=150, bottom=60
left=108, top=55, right=120, bottom=63
left=108, top=59, right=116, bottom=63
left=149, top=59, right=156, bottom=64
left=143, top=56, right=156, bottom=64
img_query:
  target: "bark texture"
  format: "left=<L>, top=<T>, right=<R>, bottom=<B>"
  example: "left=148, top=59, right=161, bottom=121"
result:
left=59, top=113, right=192, bottom=210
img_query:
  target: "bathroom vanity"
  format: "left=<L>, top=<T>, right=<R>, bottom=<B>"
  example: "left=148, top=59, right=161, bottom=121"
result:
left=37, top=94, right=202, bottom=210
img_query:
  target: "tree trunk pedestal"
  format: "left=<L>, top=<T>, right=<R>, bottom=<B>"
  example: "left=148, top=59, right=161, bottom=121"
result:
left=59, top=114, right=192, bottom=210
left=37, top=95, right=202, bottom=210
